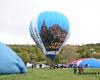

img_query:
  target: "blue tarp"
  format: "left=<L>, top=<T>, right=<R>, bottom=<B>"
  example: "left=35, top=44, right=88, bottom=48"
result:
left=0, top=42, right=27, bottom=74
left=80, top=58, right=100, bottom=68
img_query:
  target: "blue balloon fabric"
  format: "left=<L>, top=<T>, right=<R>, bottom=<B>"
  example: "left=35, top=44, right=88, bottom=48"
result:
left=0, top=42, right=27, bottom=74
left=80, top=58, right=100, bottom=68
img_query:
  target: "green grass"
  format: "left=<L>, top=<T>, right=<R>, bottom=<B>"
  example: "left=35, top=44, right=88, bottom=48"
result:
left=0, top=68, right=100, bottom=80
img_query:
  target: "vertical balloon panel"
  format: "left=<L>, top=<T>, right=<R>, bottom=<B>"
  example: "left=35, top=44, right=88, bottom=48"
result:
left=29, top=21, right=46, bottom=54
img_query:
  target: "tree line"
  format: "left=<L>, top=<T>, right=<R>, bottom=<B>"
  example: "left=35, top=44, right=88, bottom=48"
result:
left=8, top=43, right=100, bottom=64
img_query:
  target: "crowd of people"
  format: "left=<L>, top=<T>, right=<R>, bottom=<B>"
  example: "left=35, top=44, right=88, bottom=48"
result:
left=73, top=65, right=84, bottom=74
left=73, top=65, right=100, bottom=75
left=30, top=63, right=100, bottom=75
left=73, top=64, right=99, bottom=75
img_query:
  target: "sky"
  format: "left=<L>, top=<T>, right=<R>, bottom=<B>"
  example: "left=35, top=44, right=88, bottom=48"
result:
left=37, top=11, right=69, bottom=32
left=0, top=0, right=100, bottom=45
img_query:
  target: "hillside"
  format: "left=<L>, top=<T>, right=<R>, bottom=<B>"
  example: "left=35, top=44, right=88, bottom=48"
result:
left=8, top=43, right=100, bottom=64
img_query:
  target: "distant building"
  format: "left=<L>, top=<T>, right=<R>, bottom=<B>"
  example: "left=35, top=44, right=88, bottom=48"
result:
left=40, top=20, right=47, bottom=34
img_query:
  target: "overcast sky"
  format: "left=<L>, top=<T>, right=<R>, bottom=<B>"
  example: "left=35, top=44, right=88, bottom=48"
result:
left=0, top=0, right=100, bottom=45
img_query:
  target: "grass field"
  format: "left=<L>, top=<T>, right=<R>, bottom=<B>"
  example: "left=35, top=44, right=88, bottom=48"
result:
left=0, top=68, right=100, bottom=80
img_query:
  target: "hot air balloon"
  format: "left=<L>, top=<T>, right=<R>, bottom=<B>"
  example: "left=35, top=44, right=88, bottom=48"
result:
left=29, top=11, right=70, bottom=61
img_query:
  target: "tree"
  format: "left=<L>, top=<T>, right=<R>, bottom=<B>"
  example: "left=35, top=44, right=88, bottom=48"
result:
left=77, top=46, right=91, bottom=58
left=18, top=51, right=31, bottom=64
left=54, top=54, right=61, bottom=64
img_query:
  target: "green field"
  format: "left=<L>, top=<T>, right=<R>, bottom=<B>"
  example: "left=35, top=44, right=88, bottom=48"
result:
left=0, top=68, right=100, bottom=80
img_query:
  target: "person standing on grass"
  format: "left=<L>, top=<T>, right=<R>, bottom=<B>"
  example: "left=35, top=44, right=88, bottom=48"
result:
left=32, top=64, right=34, bottom=70
left=78, top=65, right=81, bottom=74
left=73, top=65, right=77, bottom=74
left=78, top=64, right=84, bottom=74
left=40, top=64, right=42, bottom=68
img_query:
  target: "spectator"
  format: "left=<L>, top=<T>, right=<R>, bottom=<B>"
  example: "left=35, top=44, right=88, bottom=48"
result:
left=32, top=64, right=34, bottom=70
left=73, top=65, right=77, bottom=74
left=78, top=65, right=84, bottom=74
left=40, top=64, right=42, bottom=68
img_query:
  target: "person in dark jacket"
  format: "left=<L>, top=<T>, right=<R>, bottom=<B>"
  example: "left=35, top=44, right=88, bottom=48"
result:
left=78, top=65, right=84, bottom=74
left=73, top=65, right=77, bottom=74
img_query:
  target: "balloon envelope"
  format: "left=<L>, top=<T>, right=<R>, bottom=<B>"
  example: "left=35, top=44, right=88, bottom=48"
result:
left=30, top=11, right=70, bottom=60
left=0, top=42, right=27, bottom=74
